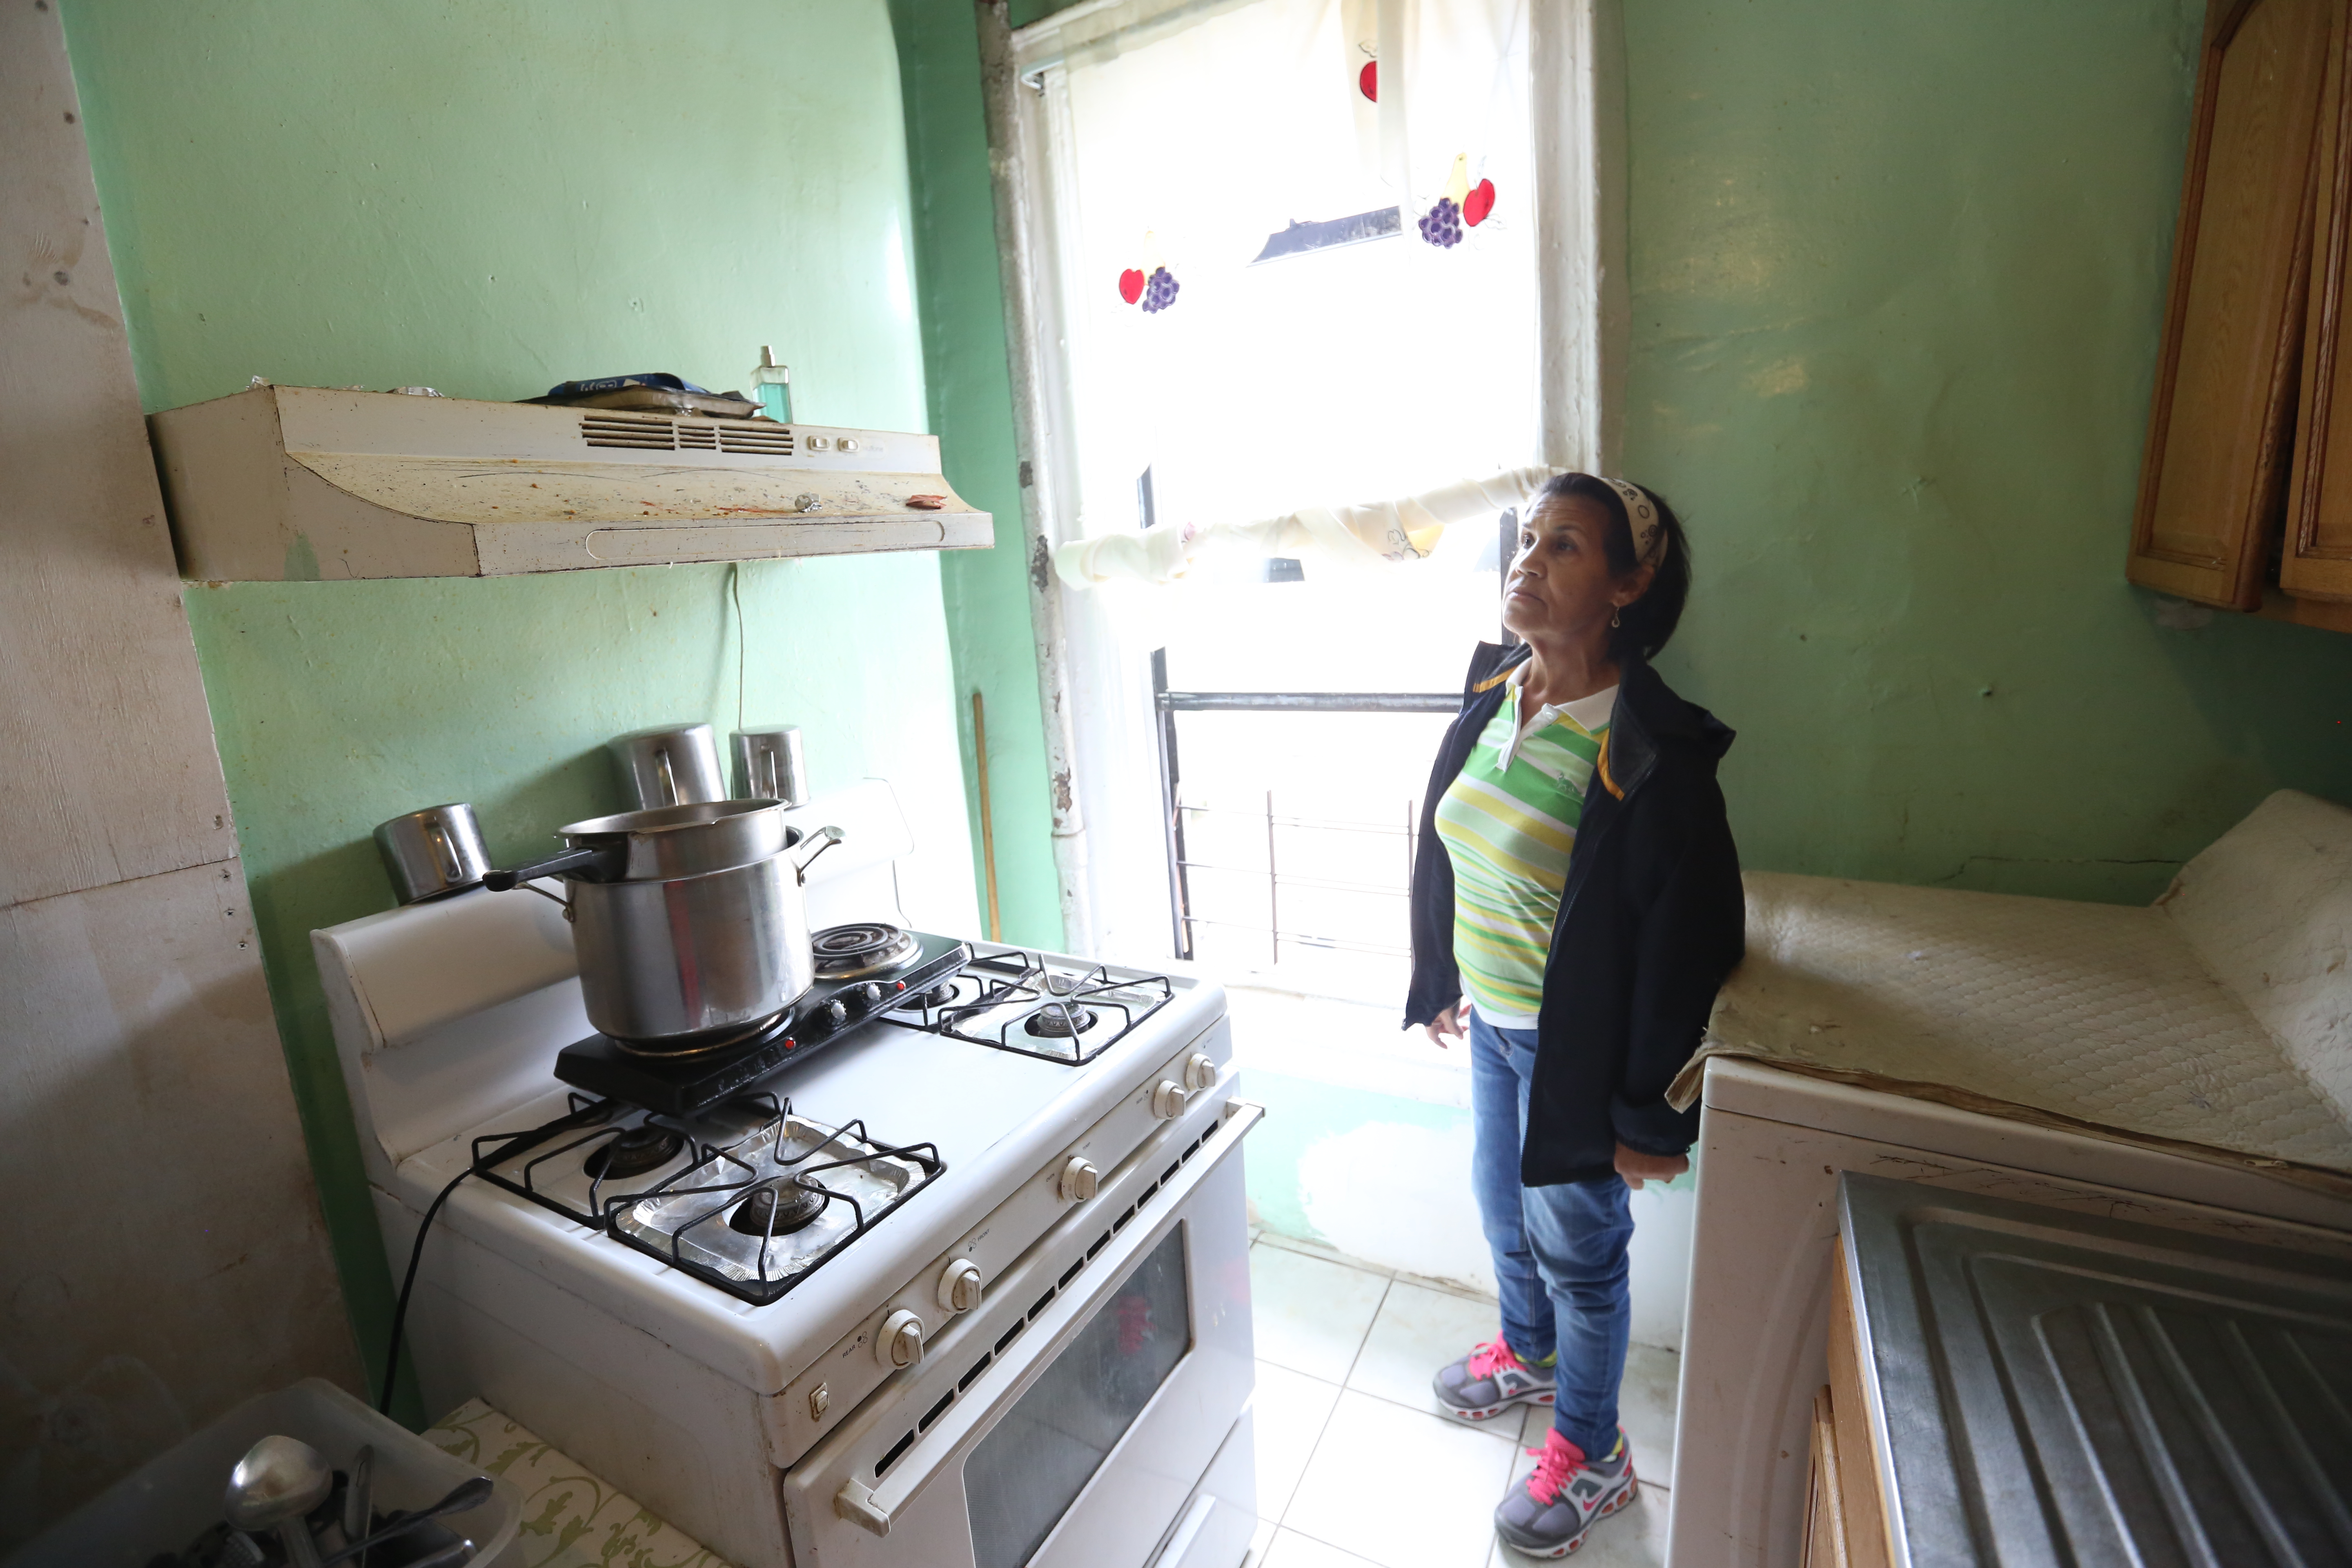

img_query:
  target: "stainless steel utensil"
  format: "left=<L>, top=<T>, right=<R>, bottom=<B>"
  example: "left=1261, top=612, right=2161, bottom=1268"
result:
left=343, top=1445, right=372, bottom=1564
left=224, top=1434, right=332, bottom=1568
left=732, top=726, right=808, bottom=806
left=372, top=804, right=489, bottom=904
left=486, top=815, right=844, bottom=1042
left=320, top=1474, right=494, bottom=1566
left=609, top=724, right=725, bottom=809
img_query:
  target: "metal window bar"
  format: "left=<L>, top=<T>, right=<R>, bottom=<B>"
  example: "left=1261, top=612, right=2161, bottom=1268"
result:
left=1149, top=668, right=1458, bottom=970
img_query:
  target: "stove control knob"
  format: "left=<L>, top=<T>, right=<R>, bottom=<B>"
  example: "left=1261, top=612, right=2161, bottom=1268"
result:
left=824, top=998, right=849, bottom=1027
left=1183, top=1052, right=1218, bottom=1092
left=855, top=981, right=887, bottom=1012
left=877, top=1308, right=924, bottom=1369
left=1056, top=1156, right=1099, bottom=1203
left=1151, top=1080, right=1187, bottom=1120
left=938, top=1258, right=984, bottom=1314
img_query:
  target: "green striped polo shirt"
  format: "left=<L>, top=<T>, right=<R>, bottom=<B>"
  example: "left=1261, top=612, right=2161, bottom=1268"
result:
left=1433, top=669, right=1616, bottom=1029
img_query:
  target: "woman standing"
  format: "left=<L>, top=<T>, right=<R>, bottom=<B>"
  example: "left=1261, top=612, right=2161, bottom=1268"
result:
left=1406, top=473, right=1744, bottom=1559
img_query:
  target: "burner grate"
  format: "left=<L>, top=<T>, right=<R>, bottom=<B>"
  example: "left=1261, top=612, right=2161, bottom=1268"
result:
left=603, top=1110, right=943, bottom=1305
left=889, top=947, right=1173, bottom=1065
left=471, top=1092, right=782, bottom=1228
left=469, top=1092, right=943, bottom=1306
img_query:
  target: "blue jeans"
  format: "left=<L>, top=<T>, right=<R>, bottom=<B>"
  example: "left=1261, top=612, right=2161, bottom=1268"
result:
left=1469, top=1011, right=1633, bottom=1458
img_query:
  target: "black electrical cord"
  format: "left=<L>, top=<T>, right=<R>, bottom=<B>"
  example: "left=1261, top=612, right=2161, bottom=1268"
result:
left=378, top=1167, right=474, bottom=1415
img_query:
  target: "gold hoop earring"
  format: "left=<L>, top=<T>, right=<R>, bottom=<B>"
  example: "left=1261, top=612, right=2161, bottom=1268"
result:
left=1610, top=606, right=1622, bottom=628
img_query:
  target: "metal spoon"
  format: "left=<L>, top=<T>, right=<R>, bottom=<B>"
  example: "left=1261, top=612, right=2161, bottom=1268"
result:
left=223, top=1434, right=332, bottom=1568
left=319, top=1474, right=495, bottom=1566
left=342, top=1445, right=373, bottom=1565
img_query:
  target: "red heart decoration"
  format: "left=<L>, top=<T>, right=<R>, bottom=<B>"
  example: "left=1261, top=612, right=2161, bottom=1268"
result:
left=1463, top=179, right=1496, bottom=226
left=1118, top=268, right=1146, bottom=305
left=1359, top=60, right=1378, bottom=102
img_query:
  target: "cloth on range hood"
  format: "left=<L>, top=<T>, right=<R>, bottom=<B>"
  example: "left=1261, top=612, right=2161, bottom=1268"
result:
left=1051, top=463, right=1565, bottom=587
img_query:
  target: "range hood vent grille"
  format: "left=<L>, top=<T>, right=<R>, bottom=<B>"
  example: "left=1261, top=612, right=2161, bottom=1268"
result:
left=578, top=415, right=795, bottom=457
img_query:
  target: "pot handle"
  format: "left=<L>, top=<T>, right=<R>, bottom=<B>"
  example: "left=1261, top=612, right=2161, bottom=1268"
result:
left=789, top=825, right=845, bottom=881
left=483, top=844, right=624, bottom=892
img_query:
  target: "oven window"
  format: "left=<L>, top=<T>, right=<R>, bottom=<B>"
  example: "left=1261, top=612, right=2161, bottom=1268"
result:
left=965, top=1224, right=1192, bottom=1568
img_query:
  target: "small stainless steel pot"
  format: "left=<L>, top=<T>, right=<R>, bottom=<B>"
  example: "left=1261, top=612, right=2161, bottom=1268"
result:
left=733, top=726, right=808, bottom=806
left=485, top=805, right=842, bottom=1044
left=373, top=803, right=490, bottom=904
left=610, top=723, right=726, bottom=809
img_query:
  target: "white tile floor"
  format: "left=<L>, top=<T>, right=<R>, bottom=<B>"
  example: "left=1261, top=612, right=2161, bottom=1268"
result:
left=1241, top=1230, right=1677, bottom=1568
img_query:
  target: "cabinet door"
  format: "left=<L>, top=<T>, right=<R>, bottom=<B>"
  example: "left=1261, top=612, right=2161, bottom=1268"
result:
left=2131, top=0, right=2336, bottom=608
left=2287, top=2, right=2352, bottom=599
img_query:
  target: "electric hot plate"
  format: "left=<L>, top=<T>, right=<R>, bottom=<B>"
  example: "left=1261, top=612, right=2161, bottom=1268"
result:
left=553, top=929, right=972, bottom=1116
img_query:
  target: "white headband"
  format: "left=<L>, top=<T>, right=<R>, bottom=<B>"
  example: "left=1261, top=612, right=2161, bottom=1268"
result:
left=1598, top=477, right=1669, bottom=568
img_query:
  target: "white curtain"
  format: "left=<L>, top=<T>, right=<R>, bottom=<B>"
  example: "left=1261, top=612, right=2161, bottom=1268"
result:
left=1021, top=0, right=1539, bottom=957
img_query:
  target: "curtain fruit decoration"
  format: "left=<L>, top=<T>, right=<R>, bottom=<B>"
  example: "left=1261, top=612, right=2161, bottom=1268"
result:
left=1359, top=58, right=1377, bottom=100
left=1417, top=153, right=1496, bottom=249
left=1116, top=233, right=1180, bottom=313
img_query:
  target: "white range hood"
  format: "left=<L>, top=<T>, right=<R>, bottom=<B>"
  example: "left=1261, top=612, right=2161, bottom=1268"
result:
left=148, top=385, right=991, bottom=580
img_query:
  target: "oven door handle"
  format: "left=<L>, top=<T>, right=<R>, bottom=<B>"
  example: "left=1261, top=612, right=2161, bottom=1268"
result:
left=831, top=1096, right=1264, bottom=1539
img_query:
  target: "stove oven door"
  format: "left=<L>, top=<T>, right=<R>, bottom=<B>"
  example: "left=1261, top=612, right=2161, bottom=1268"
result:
left=781, top=1098, right=1261, bottom=1568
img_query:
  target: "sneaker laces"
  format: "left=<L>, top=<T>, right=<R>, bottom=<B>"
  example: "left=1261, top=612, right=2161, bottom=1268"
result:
left=1465, top=1337, right=1525, bottom=1381
left=1525, top=1428, right=1590, bottom=1506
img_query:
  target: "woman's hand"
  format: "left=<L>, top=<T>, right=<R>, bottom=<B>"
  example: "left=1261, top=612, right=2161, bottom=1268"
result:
left=1423, top=1002, right=1467, bottom=1049
left=1614, top=1142, right=1689, bottom=1190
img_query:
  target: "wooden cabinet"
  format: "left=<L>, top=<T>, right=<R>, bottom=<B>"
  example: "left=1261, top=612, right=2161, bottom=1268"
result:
left=2288, top=0, right=2352, bottom=599
left=1804, top=1241, right=1893, bottom=1568
left=2132, top=0, right=2352, bottom=628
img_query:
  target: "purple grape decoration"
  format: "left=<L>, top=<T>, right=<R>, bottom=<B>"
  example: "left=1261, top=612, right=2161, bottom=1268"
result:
left=1416, top=196, right=1463, bottom=249
left=1140, top=265, right=1180, bottom=313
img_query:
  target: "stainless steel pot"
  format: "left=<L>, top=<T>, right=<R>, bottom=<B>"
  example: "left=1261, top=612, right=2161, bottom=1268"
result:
left=732, top=726, right=808, bottom=807
left=485, top=805, right=842, bottom=1045
left=610, top=723, right=727, bottom=809
left=372, top=802, right=490, bottom=904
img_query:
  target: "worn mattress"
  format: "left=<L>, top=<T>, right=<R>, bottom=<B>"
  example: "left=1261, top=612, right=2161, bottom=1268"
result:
left=1674, top=791, right=2352, bottom=1192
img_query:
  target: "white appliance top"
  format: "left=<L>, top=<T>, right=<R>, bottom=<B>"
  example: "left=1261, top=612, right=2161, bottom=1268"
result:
left=312, top=782, right=1223, bottom=1397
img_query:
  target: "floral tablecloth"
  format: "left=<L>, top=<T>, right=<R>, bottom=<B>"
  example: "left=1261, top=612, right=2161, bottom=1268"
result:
left=422, top=1401, right=734, bottom=1568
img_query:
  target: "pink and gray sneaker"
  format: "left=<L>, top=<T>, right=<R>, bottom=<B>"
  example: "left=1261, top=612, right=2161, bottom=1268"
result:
left=1493, top=1427, right=1637, bottom=1559
left=1430, top=1336, right=1555, bottom=1422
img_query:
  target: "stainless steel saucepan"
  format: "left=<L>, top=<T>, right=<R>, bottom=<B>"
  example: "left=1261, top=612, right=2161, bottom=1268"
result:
left=484, top=800, right=842, bottom=1045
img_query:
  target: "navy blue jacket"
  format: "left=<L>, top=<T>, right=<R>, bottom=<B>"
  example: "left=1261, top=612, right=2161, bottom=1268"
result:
left=1405, top=644, right=1744, bottom=1185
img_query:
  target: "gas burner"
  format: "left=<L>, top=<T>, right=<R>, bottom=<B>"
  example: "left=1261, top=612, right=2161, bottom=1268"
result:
left=811, top=922, right=921, bottom=980
left=583, top=1124, right=685, bottom=1179
left=1025, top=1004, right=1098, bottom=1038
left=892, top=947, right=1175, bottom=1066
left=727, top=1180, right=826, bottom=1237
left=609, top=1111, right=944, bottom=1303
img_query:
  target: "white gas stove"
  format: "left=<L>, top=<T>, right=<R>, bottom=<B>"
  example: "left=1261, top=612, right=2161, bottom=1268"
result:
left=312, top=782, right=1261, bottom=1568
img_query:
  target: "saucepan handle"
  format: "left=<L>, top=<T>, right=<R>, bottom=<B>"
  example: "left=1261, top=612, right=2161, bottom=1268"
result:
left=483, top=844, right=623, bottom=891
left=788, top=825, right=846, bottom=881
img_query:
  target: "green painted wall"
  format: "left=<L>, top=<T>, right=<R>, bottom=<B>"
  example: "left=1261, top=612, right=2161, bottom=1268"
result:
left=64, top=0, right=989, bottom=1403
left=1624, top=0, right=2352, bottom=901
left=890, top=0, right=1065, bottom=950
